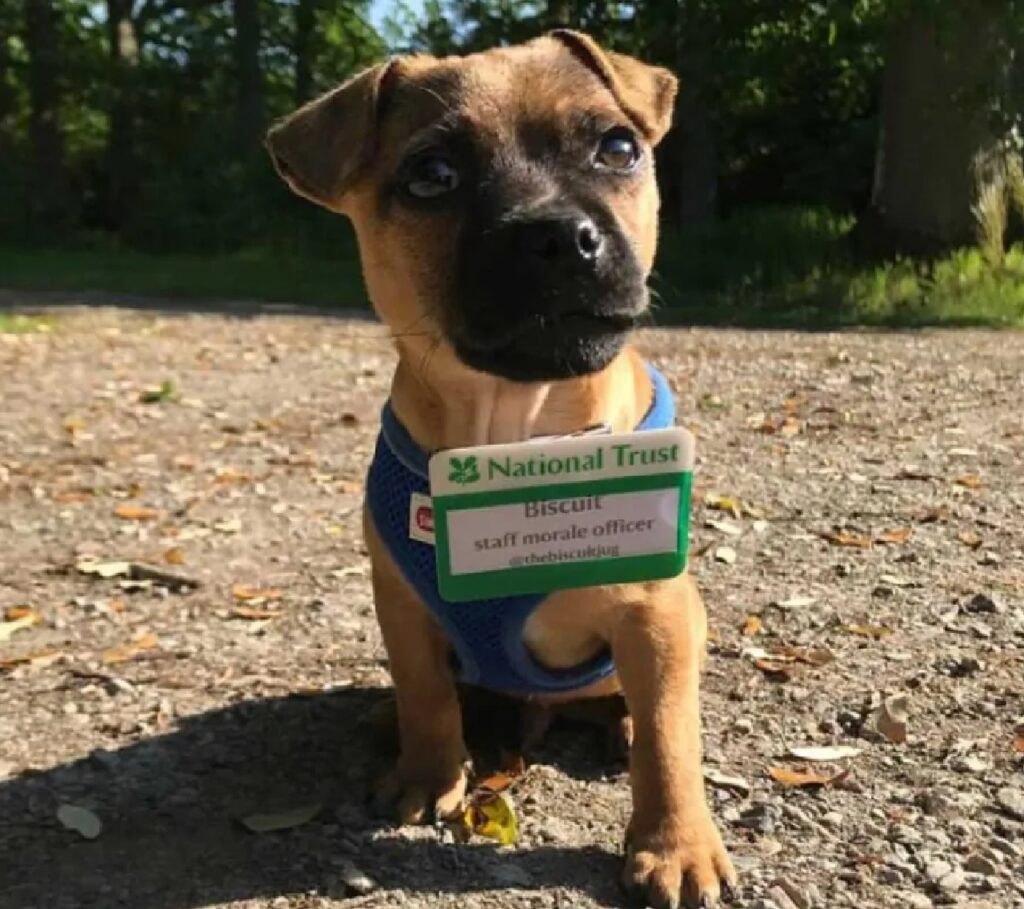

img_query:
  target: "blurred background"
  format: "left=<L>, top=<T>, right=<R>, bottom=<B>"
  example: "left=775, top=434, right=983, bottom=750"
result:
left=1, top=0, right=1022, bottom=326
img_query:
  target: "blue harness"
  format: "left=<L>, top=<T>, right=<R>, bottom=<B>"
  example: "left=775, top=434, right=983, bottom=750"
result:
left=366, top=364, right=676, bottom=695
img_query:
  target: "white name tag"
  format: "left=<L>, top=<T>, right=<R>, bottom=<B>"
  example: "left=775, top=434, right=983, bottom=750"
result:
left=427, top=427, right=694, bottom=602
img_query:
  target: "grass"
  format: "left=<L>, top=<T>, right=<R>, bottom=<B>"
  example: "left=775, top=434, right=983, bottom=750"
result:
left=2, top=208, right=1023, bottom=329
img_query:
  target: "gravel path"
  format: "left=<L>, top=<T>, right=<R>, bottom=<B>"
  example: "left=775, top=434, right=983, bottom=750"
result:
left=1, top=303, right=1022, bottom=909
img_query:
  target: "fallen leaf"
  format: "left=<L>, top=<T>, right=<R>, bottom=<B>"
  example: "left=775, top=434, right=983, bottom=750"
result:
left=787, top=745, right=862, bottom=762
left=231, top=606, right=283, bottom=621
left=102, top=632, right=159, bottom=665
left=475, top=771, right=517, bottom=794
left=714, top=546, right=737, bottom=565
left=76, top=559, right=132, bottom=579
left=843, top=624, right=893, bottom=640
left=775, top=646, right=834, bottom=667
left=822, top=531, right=871, bottom=549
left=458, top=791, right=519, bottom=846
left=769, top=766, right=849, bottom=789
left=4, top=605, right=37, bottom=622
left=955, top=474, right=983, bottom=489
left=139, top=379, right=179, bottom=404
left=958, top=530, right=983, bottom=550
left=57, top=804, right=103, bottom=840
left=0, top=613, right=38, bottom=642
left=0, top=646, right=63, bottom=671
left=52, top=489, right=94, bottom=504
left=741, top=615, right=763, bottom=637
left=752, top=658, right=792, bottom=681
left=874, top=693, right=909, bottom=744
left=240, top=803, right=321, bottom=833
left=113, top=504, right=159, bottom=521
left=215, top=517, right=242, bottom=534
left=703, top=767, right=751, bottom=794
left=705, top=494, right=742, bottom=518
left=876, top=528, right=913, bottom=545
left=163, top=547, right=186, bottom=565
left=772, top=595, right=817, bottom=610
left=214, top=468, right=252, bottom=485
left=1014, top=727, right=1024, bottom=755
left=231, top=585, right=283, bottom=602
left=707, top=518, right=742, bottom=536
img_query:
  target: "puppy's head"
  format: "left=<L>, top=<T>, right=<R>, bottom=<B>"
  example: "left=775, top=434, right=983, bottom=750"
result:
left=267, top=32, right=676, bottom=383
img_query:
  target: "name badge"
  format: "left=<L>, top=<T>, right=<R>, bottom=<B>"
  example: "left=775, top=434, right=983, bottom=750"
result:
left=427, top=427, right=694, bottom=602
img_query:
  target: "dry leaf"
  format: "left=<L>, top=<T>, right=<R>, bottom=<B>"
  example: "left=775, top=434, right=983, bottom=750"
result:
left=775, top=646, right=833, bottom=667
left=714, top=546, right=737, bottom=565
left=958, top=530, right=983, bottom=550
left=76, top=559, right=132, bottom=579
left=0, top=646, right=63, bottom=671
left=753, top=658, right=792, bottom=681
left=163, top=547, right=186, bottom=565
left=1013, top=728, right=1024, bottom=755
left=102, top=632, right=159, bottom=665
left=843, top=624, right=893, bottom=640
left=876, top=528, right=913, bottom=545
left=231, top=606, right=283, bottom=621
left=215, top=517, right=242, bottom=534
left=52, top=489, right=94, bottom=504
left=955, top=474, right=983, bottom=489
left=113, top=504, right=158, bottom=521
left=231, top=585, right=283, bottom=602
left=773, top=595, right=816, bottom=610
left=475, top=771, right=517, bottom=794
left=57, top=804, right=102, bottom=840
left=240, top=803, right=321, bottom=833
left=703, top=767, right=751, bottom=794
left=705, top=494, right=742, bottom=518
left=0, top=613, right=38, bottom=642
left=707, top=518, right=743, bottom=536
left=4, top=605, right=37, bottom=622
left=769, top=766, right=847, bottom=788
left=874, top=693, right=909, bottom=745
left=741, top=615, right=763, bottom=637
left=822, top=531, right=872, bottom=549
left=457, top=791, right=519, bottom=846
left=787, top=745, right=862, bottom=762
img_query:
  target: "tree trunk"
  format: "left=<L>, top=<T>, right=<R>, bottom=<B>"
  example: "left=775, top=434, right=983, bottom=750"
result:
left=870, top=1, right=1015, bottom=252
left=294, top=0, right=315, bottom=105
left=233, top=0, right=264, bottom=150
left=105, top=0, right=141, bottom=227
left=24, top=0, right=69, bottom=231
left=673, top=2, right=717, bottom=225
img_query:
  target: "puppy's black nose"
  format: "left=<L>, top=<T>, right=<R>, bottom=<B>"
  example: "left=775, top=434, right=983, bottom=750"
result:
left=519, top=216, right=605, bottom=265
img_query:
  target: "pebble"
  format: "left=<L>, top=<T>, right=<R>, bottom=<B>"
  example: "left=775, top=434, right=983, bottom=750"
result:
left=821, top=811, right=844, bottom=830
left=937, top=869, right=966, bottom=893
left=897, top=894, right=933, bottom=909
left=962, top=593, right=1002, bottom=614
left=964, top=854, right=999, bottom=876
left=877, top=867, right=905, bottom=885
left=771, top=876, right=813, bottom=909
left=766, top=886, right=800, bottom=909
left=333, top=858, right=377, bottom=896
left=749, top=900, right=781, bottom=909
left=924, top=859, right=953, bottom=883
left=489, top=863, right=533, bottom=888
left=996, top=788, right=1024, bottom=821
left=732, top=718, right=754, bottom=735
left=988, top=836, right=1020, bottom=858
left=734, top=803, right=781, bottom=835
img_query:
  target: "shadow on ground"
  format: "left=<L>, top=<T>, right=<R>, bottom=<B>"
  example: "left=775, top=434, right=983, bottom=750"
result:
left=0, top=686, right=626, bottom=909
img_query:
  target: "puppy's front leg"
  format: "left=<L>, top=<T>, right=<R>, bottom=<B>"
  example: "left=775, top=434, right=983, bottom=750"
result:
left=613, top=575, right=736, bottom=909
left=367, top=521, right=468, bottom=824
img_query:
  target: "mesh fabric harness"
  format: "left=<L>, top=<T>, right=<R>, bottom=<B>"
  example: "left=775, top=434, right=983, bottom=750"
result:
left=366, top=363, right=675, bottom=695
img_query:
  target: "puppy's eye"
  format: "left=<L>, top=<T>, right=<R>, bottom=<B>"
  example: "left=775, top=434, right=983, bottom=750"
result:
left=595, top=129, right=640, bottom=171
left=405, top=153, right=459, bottom=199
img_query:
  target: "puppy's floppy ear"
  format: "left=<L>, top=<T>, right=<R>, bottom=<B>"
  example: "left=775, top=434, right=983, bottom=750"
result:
left=266, top=60, right=400, bottom=211
left=549, top=30, right=677, bottom=145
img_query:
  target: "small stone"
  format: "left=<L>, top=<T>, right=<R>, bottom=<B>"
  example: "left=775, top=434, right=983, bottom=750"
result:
left=964, top=854, right=998, bottom=876
left=988, top=836, right=1020, bottom=858
left=334, top=858, right=376, bottom=896
left=962, top=593, right=1002, bottom=614
left=924, top=859, right=953, bottom=884
left=937, top=869, right=966, bottom=893
left=750, top=900, right=781, bottom=909
left=489, top=863, right=533, bottom=888
left=877, top=867, right=904, bottom=885
left=996, top=788, right=1024, bottom=821
left=949, top=656, right=982, bottom=677
left=766, top=886, right=800, bottom=909
left=732, top=718, right=754, bottom=735
left=821, top=811, right=844, bottom=830
left=734, top=803, right=780, bottom=835
left=771, top=876, right=812, bottom=909
left=898, top=894, right=933, bottom=909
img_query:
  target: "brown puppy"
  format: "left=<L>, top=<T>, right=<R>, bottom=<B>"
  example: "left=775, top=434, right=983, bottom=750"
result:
left=267, top=31, right=736, bottom=909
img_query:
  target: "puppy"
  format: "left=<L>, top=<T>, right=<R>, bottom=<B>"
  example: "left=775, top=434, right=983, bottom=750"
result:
left=267, top=31, right=736, bottom=909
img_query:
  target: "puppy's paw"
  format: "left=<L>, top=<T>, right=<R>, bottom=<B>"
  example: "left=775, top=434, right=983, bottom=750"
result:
left=623, top=811, right=737, bottom=909
left=373, top=757, right=469, bottom=825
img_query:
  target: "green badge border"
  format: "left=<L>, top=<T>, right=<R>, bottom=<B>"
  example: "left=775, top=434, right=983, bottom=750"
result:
left=433, top=471, right=692, bottom=602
